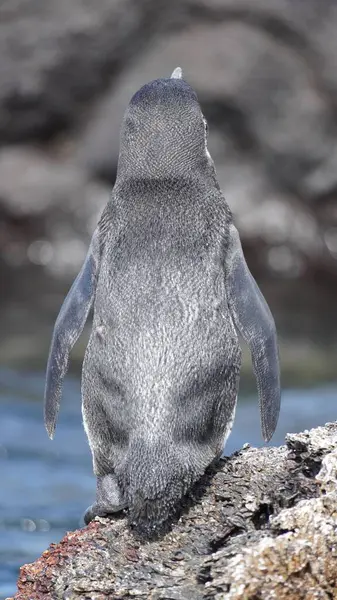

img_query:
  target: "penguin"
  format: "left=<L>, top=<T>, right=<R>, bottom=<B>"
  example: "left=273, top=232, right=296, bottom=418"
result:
left=44, top=67, right=281, bottom=538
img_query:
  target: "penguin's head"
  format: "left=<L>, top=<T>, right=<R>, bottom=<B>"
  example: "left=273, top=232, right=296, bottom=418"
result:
left=116, top=68, right=213, bottom=180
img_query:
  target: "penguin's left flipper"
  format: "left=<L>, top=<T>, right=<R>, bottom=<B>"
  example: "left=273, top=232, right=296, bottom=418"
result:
left=44, top=227, right=101, bottom=440
left=226, top=224, right=281, bottom=442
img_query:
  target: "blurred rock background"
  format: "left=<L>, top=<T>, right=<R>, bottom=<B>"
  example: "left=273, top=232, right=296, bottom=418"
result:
left=1, top=0, right=337, bottom=378
left=1, top=0, right=337, bottom=276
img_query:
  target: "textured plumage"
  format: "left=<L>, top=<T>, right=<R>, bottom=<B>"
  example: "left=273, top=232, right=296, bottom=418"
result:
left=44, top=67, right=281, bottom=538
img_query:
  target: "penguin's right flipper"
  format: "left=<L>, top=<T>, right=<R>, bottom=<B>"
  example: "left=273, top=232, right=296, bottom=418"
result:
left=226, top=224, right=281, bottom=442
left=44, top=228, right=102, bottom=440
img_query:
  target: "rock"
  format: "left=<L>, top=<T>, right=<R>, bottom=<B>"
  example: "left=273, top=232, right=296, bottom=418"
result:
left=0, top=0, right=169, bottom=143
left=77, top=18, right=334, bottom=195
left=74, top=0, right=337, bottom=278
left=206, top=494, right=337, bottom=599
left=8, top=423, right=337, bottom=599
left=206, top=444, right=337, bottom=599
left=0, top=147, right=108, bottom=275
left=2, top=0, right=337, bottom=280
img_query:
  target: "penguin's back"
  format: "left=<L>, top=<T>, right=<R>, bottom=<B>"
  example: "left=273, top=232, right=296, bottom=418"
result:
left=84, top=180, right=241, bottom=444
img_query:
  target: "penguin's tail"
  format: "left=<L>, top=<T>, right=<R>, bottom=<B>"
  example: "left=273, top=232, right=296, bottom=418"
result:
left=116, top=437, right=199, bottom=539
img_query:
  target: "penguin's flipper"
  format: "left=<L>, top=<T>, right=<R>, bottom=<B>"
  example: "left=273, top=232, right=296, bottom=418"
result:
left=44, top=228, right=101, bottom=440
left=226, top=224, right=281, bottom=442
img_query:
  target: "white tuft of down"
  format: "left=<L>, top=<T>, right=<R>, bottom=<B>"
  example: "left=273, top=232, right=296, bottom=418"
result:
left=170, top=67, right=183, bottom=79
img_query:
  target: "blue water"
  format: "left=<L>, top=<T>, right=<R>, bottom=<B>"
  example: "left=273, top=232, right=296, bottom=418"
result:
left=1, top=366, right=336, bottom=599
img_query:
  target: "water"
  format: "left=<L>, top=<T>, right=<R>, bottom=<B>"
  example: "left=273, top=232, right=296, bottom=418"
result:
left=1, top=365, right=337, bottom=599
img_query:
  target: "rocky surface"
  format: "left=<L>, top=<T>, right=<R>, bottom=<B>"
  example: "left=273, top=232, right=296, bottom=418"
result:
left=1, top=0, right=337, bottom=281
left=8, top=422, right=337, bottom=599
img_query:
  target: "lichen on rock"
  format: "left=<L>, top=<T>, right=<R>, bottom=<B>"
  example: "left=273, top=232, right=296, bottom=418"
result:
left=8, top=423, right=337, bottom=600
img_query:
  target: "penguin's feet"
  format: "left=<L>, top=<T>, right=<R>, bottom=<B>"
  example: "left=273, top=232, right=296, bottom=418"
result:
left=83, top=501, right=126, bottom=524
left=84, top=473, right=127, bottom=525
